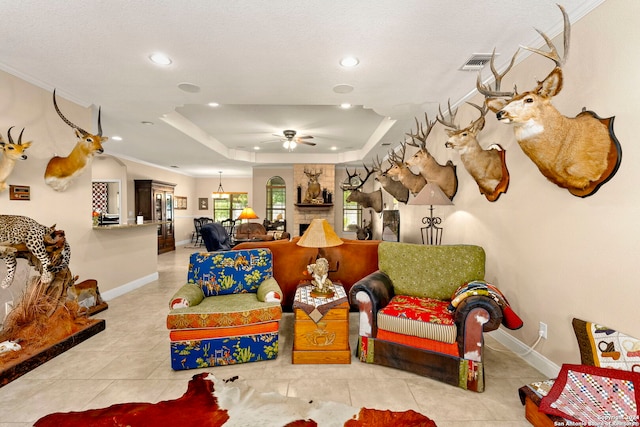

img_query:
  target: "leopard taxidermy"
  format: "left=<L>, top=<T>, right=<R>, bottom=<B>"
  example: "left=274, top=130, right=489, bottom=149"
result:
left=0, top=215, right=71, bottom=288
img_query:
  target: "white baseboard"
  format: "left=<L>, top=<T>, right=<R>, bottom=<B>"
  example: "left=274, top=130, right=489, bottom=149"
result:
left=100, top=272, right=159, bottom=301
left=489, top=328, right=561, bottom=378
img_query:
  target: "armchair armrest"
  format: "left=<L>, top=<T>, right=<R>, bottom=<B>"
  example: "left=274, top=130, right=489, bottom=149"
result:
left=349, top=270, right=394, bottom=337
left=453, top=295, right=503, bottom=333
left=257, top=277, right=283, bottom=304
left=169, top=284, right=204, bottom=309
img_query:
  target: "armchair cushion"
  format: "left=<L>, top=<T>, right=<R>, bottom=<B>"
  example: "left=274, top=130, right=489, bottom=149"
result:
left=378, top=296, right=457, bottom=343
left=378, top=242, right=485, bottom=300
left=167, top=293, right=282, bottom=329
left=187, top=249, right=273, bottom=297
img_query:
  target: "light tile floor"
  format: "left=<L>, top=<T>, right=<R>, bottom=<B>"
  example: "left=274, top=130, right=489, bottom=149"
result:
left=0, top=246, right=546, bottom=426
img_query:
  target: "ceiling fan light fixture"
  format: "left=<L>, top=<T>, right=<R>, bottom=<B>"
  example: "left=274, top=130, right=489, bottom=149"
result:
left=283, top=140, right=297, bottom=151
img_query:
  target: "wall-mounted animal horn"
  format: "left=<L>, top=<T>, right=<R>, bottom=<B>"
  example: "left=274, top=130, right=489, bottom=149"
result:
left=479, top=4, right=621, bottom=197
left=44, top=90, right=108, bottom=192
left=341, top=164, right=382, bottom=213
left=0, top=127, right=32, bottom=192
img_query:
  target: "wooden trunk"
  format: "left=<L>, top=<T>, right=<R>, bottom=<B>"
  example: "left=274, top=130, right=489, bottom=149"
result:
left=292, top=301, right=350, bottom=364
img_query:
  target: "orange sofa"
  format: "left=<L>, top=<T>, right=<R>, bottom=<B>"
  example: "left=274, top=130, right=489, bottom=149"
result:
left=233, top=237, right=380, bottom=310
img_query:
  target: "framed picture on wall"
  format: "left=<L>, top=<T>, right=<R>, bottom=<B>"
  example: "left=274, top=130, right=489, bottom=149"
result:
left=175, top=196, right=187, bottom=210
left=198, top=198, right=208, bottom=210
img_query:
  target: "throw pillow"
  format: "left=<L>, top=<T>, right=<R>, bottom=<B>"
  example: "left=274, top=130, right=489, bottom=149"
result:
left=539, top=363, right=640, bottom=424
left=572, top=318, right=640, bottom=372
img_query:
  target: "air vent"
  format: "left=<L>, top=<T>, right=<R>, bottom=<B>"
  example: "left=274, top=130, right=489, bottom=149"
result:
left=459, top=54, right=496, bottom=71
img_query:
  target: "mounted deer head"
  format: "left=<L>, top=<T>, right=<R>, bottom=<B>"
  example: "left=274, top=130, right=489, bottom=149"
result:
left=478, top=4, right=621, bottom=197
left=405, top=111, right=458, bottom=200
left=386, top=142, right=426, bottom=196
left=438, top=102, right=510, bottom=202
left=341, top=165, right=382, bottom=213
left=303, top=168, right=323, bottom=202
left=0, top=127, right=32, bottom=192
left=44, top=90, right=108, bottom=192
left=371, top=155, right=409, bottom=203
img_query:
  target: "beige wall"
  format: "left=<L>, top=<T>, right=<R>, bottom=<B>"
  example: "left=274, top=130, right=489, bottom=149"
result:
left=387, top=0, right=638, bottom=370
left=1, top=0, right=637, bottom=372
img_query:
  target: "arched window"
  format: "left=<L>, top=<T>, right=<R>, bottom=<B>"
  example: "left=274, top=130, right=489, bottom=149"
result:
left=266, top=176, right=286, bottom=223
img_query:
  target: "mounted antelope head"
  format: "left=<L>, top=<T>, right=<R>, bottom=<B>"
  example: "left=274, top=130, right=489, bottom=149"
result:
left=386, top=142, right=426, bottom=196
left=438, top=101, right=510, bottom=202
left=44, top=90, right=108, bottom=192
left=0, top=127, right=31, bottom=192
left=371, top=155, right=409, bottom=203
left=405, top=112, right=458, bottom=200
left=341, top=164, right=382, bottom=213
left=478, top=4, right=621, bottom=197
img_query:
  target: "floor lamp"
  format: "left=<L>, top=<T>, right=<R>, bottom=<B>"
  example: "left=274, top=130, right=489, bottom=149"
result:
left=408, top=183, right=453, bottom=245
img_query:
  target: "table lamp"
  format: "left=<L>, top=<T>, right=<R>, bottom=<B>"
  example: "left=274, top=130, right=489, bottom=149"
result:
left=408, top=182, right=453, bottom=245
left=297, top=218, right=343, bottom=298
left=237, top=206, right=259, bottom=223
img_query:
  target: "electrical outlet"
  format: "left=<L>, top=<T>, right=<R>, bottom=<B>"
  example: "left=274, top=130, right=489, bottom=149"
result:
left=539, top=321, right=548, bottom=339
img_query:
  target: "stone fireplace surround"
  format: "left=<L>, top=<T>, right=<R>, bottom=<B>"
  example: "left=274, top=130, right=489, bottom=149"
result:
left=293, top=164, right=335, bottom=237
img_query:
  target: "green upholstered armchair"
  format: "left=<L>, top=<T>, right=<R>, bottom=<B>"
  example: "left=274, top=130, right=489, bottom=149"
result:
left=350, top=242, right=518, bottom=392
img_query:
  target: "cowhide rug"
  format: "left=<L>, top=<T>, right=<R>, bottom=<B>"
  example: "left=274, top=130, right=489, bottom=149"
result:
left=34, top=373, right=437, bottom=427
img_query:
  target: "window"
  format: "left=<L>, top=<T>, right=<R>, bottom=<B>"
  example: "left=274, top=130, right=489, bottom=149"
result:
left=212, top=193, right=248, bottom=222
left=343, top=191, right=362, bottom=232
left=266, top=176, right=286, bottom=221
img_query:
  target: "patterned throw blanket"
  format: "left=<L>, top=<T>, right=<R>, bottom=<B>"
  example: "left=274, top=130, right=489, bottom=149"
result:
left=448, top=280, right=523, bottom=330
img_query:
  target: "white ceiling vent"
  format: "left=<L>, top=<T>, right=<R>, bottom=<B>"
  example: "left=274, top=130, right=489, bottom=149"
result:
left=459, top=54, right=496, bottom=71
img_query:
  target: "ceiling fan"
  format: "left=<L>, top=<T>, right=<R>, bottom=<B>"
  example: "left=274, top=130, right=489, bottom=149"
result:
left=262, top=129, right=316, bottom=151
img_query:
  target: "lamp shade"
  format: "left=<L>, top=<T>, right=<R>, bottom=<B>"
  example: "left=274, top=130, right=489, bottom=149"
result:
left=297, top=218, right=343, bottom=248
left=408, top=183, right=453, bottom=206
left=237, top=206, right=259, bottom=220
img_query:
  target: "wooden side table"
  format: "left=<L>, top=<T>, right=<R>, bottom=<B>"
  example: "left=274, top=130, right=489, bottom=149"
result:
left=292, top=283, right=351, bottom=364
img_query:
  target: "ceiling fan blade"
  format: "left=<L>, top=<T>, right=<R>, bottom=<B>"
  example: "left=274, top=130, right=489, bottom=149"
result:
left=260, top=138, right=283, bottom=144
left=297, top=135, right=314, bottom=139
left=298, top=140, right=317, bottom=146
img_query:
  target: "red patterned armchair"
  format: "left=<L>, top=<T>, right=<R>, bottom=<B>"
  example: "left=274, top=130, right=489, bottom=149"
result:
left=350, top=242, right=522, bottom=392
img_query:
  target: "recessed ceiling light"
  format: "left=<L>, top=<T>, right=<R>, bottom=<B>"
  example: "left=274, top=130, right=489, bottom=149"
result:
left=149, top=52, right=172, bottom=65
left=331, top=146, right=337, bottom=151
left=340, top=56, right=359, bottom=67
left=112, top=135, right=123, bottom=141
left=141, top=121, right=154, bottom=125
left=340, top=103, right=352, bottom=109
left=254, top=146, right=260, bottom=150
left=178, top=82, right=200, bottom=93
left=208, top=102, right=220, bottom=107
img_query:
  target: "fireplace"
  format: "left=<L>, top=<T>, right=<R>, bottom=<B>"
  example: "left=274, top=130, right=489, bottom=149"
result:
left=299, top=223, right=310, bottom=236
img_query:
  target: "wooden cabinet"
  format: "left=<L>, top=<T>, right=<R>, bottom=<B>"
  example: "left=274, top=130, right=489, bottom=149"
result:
left=135, top=180, right=176, bottom=254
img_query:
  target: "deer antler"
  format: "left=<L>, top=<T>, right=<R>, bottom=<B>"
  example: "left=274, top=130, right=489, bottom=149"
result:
left=406, top=113, right=436, bottom=149
left=388, top=142, right=406, bottom=165
left=436, top=99, right=459, bottom=130
left=476, top=48, right=520, bottom=98
left=521, top=4, right=570, bottom=67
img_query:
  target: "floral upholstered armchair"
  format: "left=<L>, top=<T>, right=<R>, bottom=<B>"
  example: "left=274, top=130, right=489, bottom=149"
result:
left=350, top=242, right=522, bottom=392
left=167, top=248, right=283, bottom=370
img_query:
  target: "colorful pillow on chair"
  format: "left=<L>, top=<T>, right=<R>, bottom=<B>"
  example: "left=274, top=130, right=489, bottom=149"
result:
left=572, top=318, right=640, bottom=372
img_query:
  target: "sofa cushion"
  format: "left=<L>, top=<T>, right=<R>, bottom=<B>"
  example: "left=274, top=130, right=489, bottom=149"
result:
left=187, top=249, right=273, bottom=297
left=377, top=295, right=457, bottom=344
left=378, top=242, right=485, bottom=300
left=167, top=293, right=282, bottom=330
